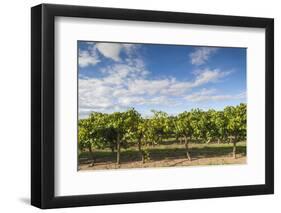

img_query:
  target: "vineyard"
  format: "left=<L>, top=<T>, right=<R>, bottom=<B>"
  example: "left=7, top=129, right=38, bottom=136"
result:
left=78, top=103, right=246, bottom=170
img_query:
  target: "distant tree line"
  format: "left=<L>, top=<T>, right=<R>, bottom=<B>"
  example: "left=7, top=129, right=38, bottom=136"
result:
left=78, top=103, right=246, bottom=165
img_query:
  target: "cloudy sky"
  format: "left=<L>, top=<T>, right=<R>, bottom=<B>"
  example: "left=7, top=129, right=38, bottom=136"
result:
left=78, top=41, right=246, bottom=118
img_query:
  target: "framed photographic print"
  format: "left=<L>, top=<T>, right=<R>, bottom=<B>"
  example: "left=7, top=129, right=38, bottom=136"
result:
left=31, top=3, right=274, bottom=209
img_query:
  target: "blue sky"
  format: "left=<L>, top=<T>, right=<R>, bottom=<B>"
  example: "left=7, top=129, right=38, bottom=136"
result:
left=78, top=41, right=246, bottom=118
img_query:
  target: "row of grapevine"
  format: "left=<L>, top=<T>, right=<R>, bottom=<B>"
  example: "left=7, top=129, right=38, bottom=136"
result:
left=78, top=103, right=246, bottom=165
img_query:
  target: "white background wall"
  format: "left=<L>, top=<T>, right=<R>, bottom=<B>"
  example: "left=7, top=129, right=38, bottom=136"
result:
left=0, top=0, right=279, bottom=212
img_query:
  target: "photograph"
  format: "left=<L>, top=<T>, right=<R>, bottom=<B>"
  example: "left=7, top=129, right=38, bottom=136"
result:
left=78, top=41, right=247, bottom=171
left=30, top=3, right=274, bottom=209
left=29, top=2, right=272, bottom=211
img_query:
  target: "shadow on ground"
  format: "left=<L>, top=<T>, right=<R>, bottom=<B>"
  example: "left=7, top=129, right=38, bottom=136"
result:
left=79, top=144, right=246, bottom=164
left=19, top=197, right=30, bottom=205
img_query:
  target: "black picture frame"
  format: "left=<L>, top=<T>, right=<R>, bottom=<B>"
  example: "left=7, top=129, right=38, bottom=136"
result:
left=31, top=3, right=274, bottom=209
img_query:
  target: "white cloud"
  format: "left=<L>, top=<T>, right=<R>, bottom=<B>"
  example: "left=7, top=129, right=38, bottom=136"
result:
left=78, top=48, right=100, bottom=67
left=96, top=43, right=123, bottom=61
left=95, top=43, right=136, bottom=62
left=190, top=47, right=218, bottom=65
left=78, top=57, right=149, bottom=116
left=185, top=88, right=246, bottom=102
left=117, top=96, right=170, bottom=107
left=78, top=43, right=234, bottom=118
left=192, top=68, right=231, bottom=86
left=79, top=42, right=137, bottom=69
left=79, top=60, right=176, bottom=117
left=125, top=69, right=231, bottom=97
left=118, top=96, right=145, bottom=106
left=79, top=64, right=233, bottom=118
left=79, top=79, right=114, bottom=110
left=128, top=79, right=171, bottom=96
left=122, top=44, right=136, bottom=56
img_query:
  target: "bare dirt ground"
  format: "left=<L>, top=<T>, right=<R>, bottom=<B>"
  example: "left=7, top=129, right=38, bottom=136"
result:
left=78, top=142, right=246, bottom=171
left=79, top=155, right=246, bottom=171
